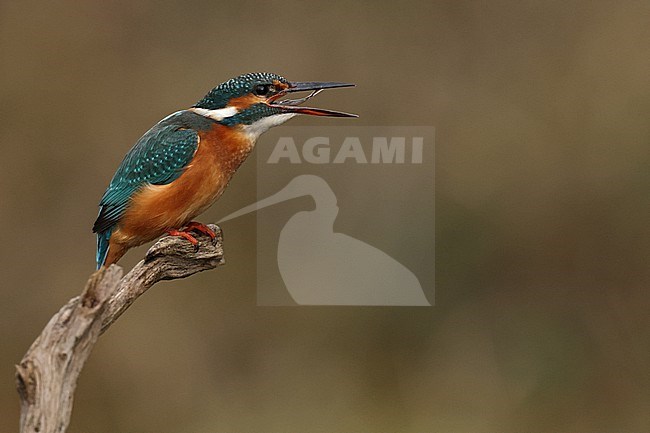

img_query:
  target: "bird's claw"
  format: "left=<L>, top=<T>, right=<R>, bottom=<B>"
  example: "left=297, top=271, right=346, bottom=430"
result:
left=166, top=229, right=199, bottom=251
left=167, top=222, right=217, bottom=253
left=184, top=221, right=217, bottom=245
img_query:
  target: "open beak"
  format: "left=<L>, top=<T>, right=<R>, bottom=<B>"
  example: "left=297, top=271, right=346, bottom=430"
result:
left=268, top=81, right=357, bottom=118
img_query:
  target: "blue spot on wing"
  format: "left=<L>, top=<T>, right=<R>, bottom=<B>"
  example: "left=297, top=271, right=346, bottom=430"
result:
left=92, top=124, right=199, bottom=235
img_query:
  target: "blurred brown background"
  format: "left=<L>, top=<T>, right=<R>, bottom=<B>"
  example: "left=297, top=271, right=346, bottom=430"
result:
left=1, top=1, right=649, bottom=432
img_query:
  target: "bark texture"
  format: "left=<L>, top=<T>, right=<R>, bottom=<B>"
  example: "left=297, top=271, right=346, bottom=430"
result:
left=16, top=225, right=224, bottom=433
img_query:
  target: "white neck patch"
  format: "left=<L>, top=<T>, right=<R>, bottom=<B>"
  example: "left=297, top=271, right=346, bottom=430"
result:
left=190, top=106, right=296, bottom=143
left=190, top=106, right=239, bottom=121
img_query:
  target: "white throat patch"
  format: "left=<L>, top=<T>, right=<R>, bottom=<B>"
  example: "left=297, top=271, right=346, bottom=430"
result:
left=241, top=113, right=296, bottom=141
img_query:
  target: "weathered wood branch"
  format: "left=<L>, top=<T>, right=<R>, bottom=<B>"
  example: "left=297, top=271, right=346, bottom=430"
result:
left=15, top=225, right=224, bottom=433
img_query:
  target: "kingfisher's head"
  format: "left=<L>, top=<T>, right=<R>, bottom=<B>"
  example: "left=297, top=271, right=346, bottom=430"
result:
left=191, top=72, right=356, bottom=139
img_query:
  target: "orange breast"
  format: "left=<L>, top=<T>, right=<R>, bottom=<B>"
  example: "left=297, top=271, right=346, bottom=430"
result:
left=111, top=123, right=254, bottom=247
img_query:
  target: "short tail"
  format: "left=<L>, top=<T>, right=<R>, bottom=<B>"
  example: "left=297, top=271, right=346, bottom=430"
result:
left=96, top=229, right=113, bottom=269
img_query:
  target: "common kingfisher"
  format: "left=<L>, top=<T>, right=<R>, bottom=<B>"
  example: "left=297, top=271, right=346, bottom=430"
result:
left=93, top=72, right=356, bottom=269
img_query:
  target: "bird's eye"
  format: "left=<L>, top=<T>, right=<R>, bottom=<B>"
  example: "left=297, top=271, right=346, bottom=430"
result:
left=253, top=84, right=273, bottom=96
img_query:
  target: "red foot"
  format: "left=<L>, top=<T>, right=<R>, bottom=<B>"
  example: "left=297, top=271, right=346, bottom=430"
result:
left=167, top=229, right=199, bottom=251
left=184, top=221, right=217, bottom=245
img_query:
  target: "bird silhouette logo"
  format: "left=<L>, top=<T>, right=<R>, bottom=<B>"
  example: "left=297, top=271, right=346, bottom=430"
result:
left=219, top=174, right=430, bottom=306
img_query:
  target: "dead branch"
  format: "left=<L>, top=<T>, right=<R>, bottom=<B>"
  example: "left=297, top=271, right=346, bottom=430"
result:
left=15, top=225, right=224, bottom=433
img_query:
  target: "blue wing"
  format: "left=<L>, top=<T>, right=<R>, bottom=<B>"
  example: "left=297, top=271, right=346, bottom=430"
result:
left=93, top=118, right=200, bottom=266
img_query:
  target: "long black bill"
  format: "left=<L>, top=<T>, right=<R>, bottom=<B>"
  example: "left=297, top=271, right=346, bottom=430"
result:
left=272, top=81, right=357, bottom=118
left=287, top=81, right=355, bottom=93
